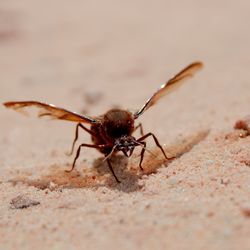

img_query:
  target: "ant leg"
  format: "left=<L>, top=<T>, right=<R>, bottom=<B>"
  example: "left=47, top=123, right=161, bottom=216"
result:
left=107, top=158, right=121, bottom=183
left=68, top=123, right=97, bottom=156
left=137, top=133, right=174, bottom=160
left=134, top=123, right=144, bottom=136
left=66, top=143, right=106, bottom=173
left=139, top=141, right=146, bottom=171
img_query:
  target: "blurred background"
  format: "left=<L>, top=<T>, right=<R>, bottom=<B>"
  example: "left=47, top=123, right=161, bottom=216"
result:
left=1, top=0, right=249, bottom=105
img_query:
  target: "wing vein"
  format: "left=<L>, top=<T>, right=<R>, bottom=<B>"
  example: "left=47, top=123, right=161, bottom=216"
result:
left=3, top=101, right=99, bottom=124
left=134, top=61, right=203, bottom=119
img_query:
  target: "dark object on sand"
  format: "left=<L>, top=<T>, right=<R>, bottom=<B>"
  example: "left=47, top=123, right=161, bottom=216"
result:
left=234, top=115, right=250, bottom=136
left=10, top=195, right=40, bottom=209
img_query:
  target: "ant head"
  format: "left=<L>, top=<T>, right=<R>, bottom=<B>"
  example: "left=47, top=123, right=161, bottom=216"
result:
left=115, top=135, right=138, bottom=157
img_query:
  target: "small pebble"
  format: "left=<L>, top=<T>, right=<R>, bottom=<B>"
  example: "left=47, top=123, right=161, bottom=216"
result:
left=10, top=195, right=40, bottom=209
left=234, top=115, right=250, bottom=135
left=220, top=178, right=230, bottom=185
left=48, top=181, right=58, bottom=191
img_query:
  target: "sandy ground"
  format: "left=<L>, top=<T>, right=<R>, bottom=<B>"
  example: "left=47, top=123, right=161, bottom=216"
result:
left=1, top=1, right=250, bottom=249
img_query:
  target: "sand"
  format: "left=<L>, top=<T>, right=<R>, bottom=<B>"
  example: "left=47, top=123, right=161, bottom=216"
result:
left=1, top=0, right=250, bottom=249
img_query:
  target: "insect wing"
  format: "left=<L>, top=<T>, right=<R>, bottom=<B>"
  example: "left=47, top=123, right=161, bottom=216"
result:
left=134, top=62, right=203, bottom=119
left=3, top=101, right=99, bottom=123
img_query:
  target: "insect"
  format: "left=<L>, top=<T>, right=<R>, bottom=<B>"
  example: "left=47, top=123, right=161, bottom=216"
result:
left=3, top=61, right=203, bottom=183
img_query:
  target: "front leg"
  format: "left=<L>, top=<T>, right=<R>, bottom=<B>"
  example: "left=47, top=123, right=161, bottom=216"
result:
left=138, top=141, right=146, bottom=170
left=106, top=158, right=121, bottom=183
left=137, top=133, right=174, bottom=160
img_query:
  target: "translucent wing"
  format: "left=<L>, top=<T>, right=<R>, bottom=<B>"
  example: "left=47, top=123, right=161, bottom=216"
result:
left=134, top=61, right=203, bottom=119
left=3, top=101, right=99, bottom=123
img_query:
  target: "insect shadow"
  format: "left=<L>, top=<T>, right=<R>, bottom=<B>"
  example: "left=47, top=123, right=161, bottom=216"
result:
left=92, top=154, right=143, bottom=191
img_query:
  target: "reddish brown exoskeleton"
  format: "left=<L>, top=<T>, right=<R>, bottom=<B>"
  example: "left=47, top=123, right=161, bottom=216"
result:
left=3, top=61, right=203, bottom=182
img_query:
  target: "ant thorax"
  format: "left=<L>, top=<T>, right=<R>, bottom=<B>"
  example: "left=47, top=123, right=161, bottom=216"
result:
left=102, top=109, right=135, bottom=139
